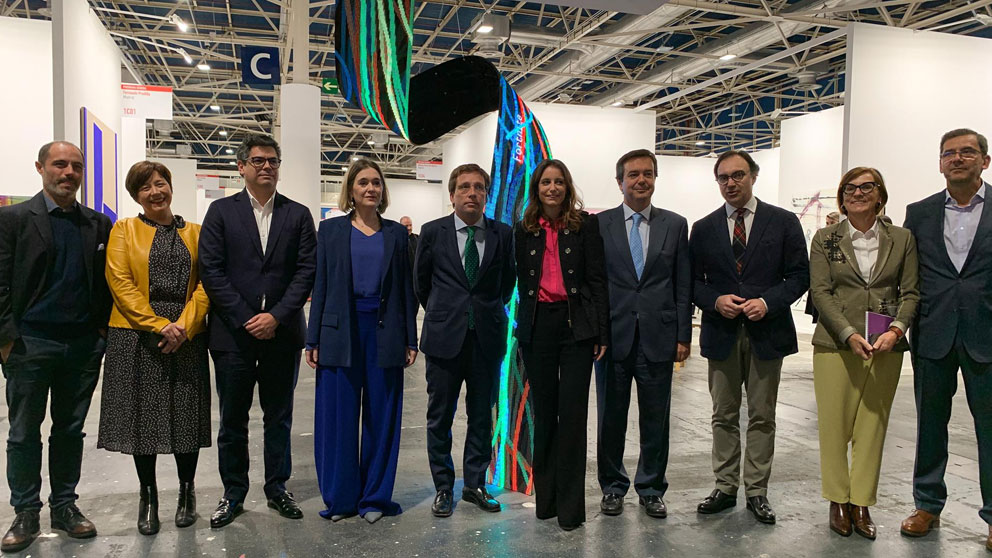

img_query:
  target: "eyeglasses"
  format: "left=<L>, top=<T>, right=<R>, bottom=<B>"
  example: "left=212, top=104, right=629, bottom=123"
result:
left=940, top=148, right=981, bottom=161
left=716, top=171, right=748, bottom=185
left=843, top=182, right=877, bottom=195
left=246, top=157, right=281, bottom=169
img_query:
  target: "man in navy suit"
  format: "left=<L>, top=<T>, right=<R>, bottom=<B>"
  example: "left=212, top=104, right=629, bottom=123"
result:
left=900, top=129, right=992, bottom=552
left=198, top=134, right=316, bottom=528
left=415, top=164, right=515, bottom=517
left=595, top=149, right=691, bottom=519
left=689, top=150, right=808, bottom=525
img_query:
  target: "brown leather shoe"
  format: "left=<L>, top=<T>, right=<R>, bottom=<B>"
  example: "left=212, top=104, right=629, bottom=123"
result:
left=901, top=509, right=939, bottom=537
left=51, top=503, right=97, bottom=539
left=1, top=510, right=40, bottom=553
left=829, top=501, right=852, bottom=537
left=851, top=505, right=876, bottom=540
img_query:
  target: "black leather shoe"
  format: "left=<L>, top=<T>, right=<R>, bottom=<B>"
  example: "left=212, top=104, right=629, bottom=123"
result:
left=697, top=489, right=737, bottom=514
left=462, top=487, right=501, bottom=513
left=210, top=498, right=244, bottom=529
left=1, top=510, right=40, bottom=553
left=137, top=485, right=160, bottom=536
left=639, top=495, right=668, bottom=518
left=175, top=481, right=197, bottom=528
left=267, top=492, right=303, bottom=519
left=746, top=495, right=776, bottom=524
left=51, top=503, right=97, bottom=538
left=601, top=493, right=624, bottom=516
left=431, top=490, right=453, bottom=517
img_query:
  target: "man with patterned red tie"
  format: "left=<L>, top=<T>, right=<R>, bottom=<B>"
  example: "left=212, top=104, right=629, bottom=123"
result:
left=688, top=150, right=808, bottom=525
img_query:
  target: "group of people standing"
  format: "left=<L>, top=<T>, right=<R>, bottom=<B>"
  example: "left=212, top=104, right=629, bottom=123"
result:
left=0, top=127, right=989, bottom=553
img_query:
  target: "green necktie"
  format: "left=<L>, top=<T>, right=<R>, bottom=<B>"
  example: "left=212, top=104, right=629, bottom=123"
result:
left=464, top=226, right=479, bottom=328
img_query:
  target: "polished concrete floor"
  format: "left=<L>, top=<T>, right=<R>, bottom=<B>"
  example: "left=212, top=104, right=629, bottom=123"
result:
left=0, top=308, right=989, bottom=557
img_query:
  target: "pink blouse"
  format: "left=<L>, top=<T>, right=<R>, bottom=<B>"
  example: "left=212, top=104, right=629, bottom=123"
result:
left=537, top=217, right=568, bottom=302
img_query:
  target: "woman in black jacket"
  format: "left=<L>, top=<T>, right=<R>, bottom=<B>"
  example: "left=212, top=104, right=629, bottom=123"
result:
left=514, top=158, right=609, bottom=531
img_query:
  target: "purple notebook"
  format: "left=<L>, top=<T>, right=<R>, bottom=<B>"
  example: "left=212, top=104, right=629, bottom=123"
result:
left=866, top=311, right=895, bottom=343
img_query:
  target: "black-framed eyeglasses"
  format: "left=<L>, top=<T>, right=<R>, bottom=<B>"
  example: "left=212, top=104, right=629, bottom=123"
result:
left=246, top=157, right=281, bottom=169
left=843, top=182, right=877, bottom=195
left=716, top=170, right=748, bottom=185
left=940, top=148, right=981, bottom=161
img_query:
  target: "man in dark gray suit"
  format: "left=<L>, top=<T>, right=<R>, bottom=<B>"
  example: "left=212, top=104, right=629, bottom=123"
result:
left=900, top=128, right=992, bottom=553
left=595, top=149, right=691, bottom=519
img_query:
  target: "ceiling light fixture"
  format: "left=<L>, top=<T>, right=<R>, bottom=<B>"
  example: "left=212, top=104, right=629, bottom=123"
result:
left=352, top=156, right=360, bottom=161
left=210, top=105, right=220, bottom=111
left=219, top=130, right=227, bottom=136
left=169, top=14, right=189, bottom=32
left=197, top=63, right=211, bottom=71
left=477, top=24, right=494, bottom=34
left=719, top=54, right=737, bottom=62
left=225, top=148, right=233, bottom=154
left=695, top=140, right=706, bottom=146
left=611, top=100, right=625, bottom=107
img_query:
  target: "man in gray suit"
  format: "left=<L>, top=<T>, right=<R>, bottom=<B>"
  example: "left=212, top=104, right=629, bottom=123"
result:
left=900, top=128, right=992, bottom=553
left=595, top=149, right=692, bottom=518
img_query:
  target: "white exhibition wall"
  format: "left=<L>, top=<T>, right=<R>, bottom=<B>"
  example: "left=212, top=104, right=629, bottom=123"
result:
left=844, top=23, right=992, bottom=225
left=381, top=179, right=446, bottom=234
left=779, top=105, right=844, bottom=240
left=442, top=103, right=656, bottom=213
left=0, top=17, right=54, bottom=197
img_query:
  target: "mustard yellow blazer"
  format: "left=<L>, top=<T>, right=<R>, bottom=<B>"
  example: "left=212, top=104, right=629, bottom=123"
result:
left=105, top=217, right=209, bottom=338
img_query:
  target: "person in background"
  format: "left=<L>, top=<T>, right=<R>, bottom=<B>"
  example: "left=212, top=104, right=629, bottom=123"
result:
left=415, top=164, right=515, bottom=518
left=808, top=167, right=918, bottom=540
left=0, top=141, right=112, bottom=553
left=900, top=129, right=992, bottom=553
left=98, top=161, right=211, bottom=535
left=595, top=149, right=691, bottom=520
left=689, top=150, right=809, bottom=525
left=306, top=158, right=418, bottom=523
left=198, top=133, right=316, bottom=528
left=513, top=158, right=609, bottom=531
left=400, top=216, right=419, bottom=268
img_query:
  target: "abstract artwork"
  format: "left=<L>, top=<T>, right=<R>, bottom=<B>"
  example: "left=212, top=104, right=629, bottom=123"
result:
left=80, top=107, right=119, bottom=222
left=336, top=1, right=553, bottom=494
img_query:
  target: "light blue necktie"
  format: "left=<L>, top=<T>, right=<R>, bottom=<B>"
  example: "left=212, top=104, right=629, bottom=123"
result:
left=630, top=212, right=644, bottom=280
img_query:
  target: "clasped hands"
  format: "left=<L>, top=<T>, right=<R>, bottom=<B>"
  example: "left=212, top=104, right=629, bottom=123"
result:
left=716, top=294, right=767, bottom=321
left=847, top=330, right=898, bottom=361
left=158, top=322, right=187, bottom=353
left=245, top=312, right=279, bottom=340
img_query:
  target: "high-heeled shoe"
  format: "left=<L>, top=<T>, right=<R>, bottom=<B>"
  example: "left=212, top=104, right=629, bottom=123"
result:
left=137, top=485, right=160, bottom=536
left=175, top=481, right=197, bottom=528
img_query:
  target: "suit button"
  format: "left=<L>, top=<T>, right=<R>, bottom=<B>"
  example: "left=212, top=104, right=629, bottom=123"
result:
left=530, top=249, right=536, bottom=256
left=528, top=289, right=535, bottom=296
left=570, top=287, right=577, bottom=294
left=565, top=248, right=571, bottom=254
left=567, top=269, right=574, bottom=274
left=563, top=229, right=570, bottom=235
left=533, top=231, right=539, bottom=237
left=529, top=270, right=535, bottom=276
left=378, top=320, right=384, bottom=327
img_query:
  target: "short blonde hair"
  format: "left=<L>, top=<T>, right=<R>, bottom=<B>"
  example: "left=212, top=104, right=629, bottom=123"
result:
left=339, top=158, right=389, bottom=213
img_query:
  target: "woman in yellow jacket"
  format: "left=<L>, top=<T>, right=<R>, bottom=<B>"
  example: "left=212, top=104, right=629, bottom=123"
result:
left=809, top=167, right=918, bottom=540
left=97, top=161, right=210, bottom=535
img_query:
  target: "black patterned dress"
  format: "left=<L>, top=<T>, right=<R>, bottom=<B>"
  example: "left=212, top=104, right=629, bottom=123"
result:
left=98, top=215, right=211, bottom=455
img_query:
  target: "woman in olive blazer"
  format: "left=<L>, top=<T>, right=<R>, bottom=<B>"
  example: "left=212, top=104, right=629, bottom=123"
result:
left=513, top=158, right=608, bottom=531
left=809, top=167, right=919, bottom=541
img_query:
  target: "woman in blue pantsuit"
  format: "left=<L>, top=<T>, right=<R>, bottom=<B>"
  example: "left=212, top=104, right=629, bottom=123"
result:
left=305, top=158, right=418, bottom=523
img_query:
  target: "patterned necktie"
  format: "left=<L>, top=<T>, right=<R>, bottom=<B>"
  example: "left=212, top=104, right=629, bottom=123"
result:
left=733, top=207, right=747, bottom=274
left=464, top=226, right=479, bottom=328
left=630, top=213, right=644, bottom=280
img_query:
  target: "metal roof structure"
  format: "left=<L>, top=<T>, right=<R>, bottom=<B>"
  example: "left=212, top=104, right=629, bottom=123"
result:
left=3, top=0, right=990, bottom=177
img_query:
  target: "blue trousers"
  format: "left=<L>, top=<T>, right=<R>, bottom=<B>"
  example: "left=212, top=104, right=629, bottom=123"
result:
left=315, top=310, right=403, bottom=518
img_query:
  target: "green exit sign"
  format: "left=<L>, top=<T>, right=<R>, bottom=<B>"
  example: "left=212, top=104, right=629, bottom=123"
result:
left=321, top=78, right=338, bottom=95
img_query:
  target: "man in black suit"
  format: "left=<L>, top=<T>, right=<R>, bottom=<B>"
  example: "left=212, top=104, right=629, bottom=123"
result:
left=595, top=149, right=691, bottom=519
left=900, top=129, right=992, bottom=552
left=689, top=150, right=808, bottom=525
left=414, top=164, right=515, bottom=517
left=0, top=142, right=112, bottom=553
left=198, top=134, right=316, bottom=528
left=400, top=215, right=419, bottom=267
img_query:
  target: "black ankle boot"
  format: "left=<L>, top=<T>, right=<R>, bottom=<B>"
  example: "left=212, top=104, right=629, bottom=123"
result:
left=175, top=481, right=197, bottom=528
left=137, top=485, right=160, bottom=535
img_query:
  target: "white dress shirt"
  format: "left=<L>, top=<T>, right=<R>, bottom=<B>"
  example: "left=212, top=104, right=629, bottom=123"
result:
left=453, top=213, right=486, bottom=268
left=248, top=188, right=275, bottom=256
left=724, top=195, right=759, bottom=243
left=943, top=183, right=987, bottom=273
left=623, top=203, right=652, bottom=263
left=849, top=219, right=880, bottom=282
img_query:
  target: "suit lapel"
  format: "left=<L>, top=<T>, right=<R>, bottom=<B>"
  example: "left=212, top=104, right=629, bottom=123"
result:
left=379, top=218, right=396, bottom=288
left=477, top=217, right=498, bottom=279
left=713, top=208, right=738, bottom=272
left=836, top=228, right=863, bottom=283
left=263, top=193, right=287, bottom=264
left=641, top=206, right=668, bottom=282
left=606, top=206, right=639, bottom=280
left=959, top=183, right=992, bottom=274
left=28, top=194, right=55, bottom=266
left=235, top=190, right=264, bottom=259
left=79, top=210, right=97, bottom=291
left=739, top=200, right=770, bottom=273
left=443, top=215, right=471, bottom=289
left=870, top=222, right=893, bottom=285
